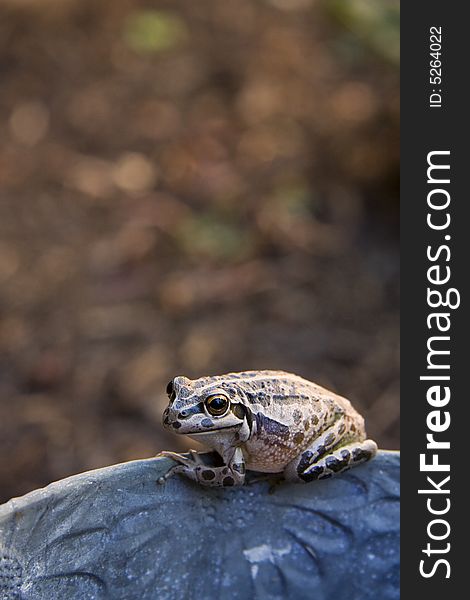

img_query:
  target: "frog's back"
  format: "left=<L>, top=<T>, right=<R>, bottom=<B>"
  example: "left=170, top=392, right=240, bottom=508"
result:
left=214, top=370, right=353, bottom=412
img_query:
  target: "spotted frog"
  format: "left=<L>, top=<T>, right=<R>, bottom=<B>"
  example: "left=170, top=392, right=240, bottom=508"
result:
left=159, top=370, right=377, bottom=487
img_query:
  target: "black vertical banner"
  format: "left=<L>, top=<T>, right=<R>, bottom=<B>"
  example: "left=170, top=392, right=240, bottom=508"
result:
left=401, top=3, right=468, bottom=598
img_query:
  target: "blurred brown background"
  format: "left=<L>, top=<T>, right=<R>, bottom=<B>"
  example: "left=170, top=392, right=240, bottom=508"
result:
left=0, top=0, right=399, bottom=503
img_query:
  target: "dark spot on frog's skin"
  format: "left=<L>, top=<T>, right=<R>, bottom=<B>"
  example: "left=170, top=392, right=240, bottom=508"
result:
left=352, top=448, right=371, bottom=462
left=340, top=449, right=351, bottom=461
left=220, top=383, right=237, bottom=397
left=312, top=415, right=319, bottom=426
left=325, top=456, right=348, bottom=473
left=164, top=416, right=170, bottom=426
left=297, top=450, right=314, bottom=474
left=324, top=433, right=336, bottom=447
left=300, top=465, right=324, bottom=482
left=232, top=463, right=246, bottom=474
left=172, top=421, right=181, bottom=429
left=177, top=387, right=191, bottom=399
left=223, top=476, right=235, bottom=486
left=222, top=467, right=228, bottom=474
left=245, top=392, right=257, bottom=404
left=178, top=402, right=204, bottom=419
left=292, top=409, right=302, bottom=425
left=338, top=423, right=346, bottom=435
left=303, top=419, right=310, bottom=431
left=255, top=413, right=289, bottom=439
left=201, top=469, right=215, bottom=481
left=254, top=392, right=270, bottom=407
left=201, top=418, right=214, bottom=428
left=351, top=424, right=356, bottom=433
left=293, top=432, right=304, bottom=445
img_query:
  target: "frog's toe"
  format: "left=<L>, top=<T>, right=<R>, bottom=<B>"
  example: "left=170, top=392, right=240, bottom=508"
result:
left=157, top=450, right=192, bottom=465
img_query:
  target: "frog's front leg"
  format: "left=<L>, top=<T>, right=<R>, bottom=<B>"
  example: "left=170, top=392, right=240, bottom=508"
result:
left=158, top=447, right=246, bottom=487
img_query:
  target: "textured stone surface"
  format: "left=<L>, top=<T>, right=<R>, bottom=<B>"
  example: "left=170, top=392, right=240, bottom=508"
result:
left=0, top=451, right=399, bottom=600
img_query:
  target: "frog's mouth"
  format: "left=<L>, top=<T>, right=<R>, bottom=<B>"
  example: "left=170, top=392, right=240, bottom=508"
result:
left=190, top=424, right=241, bottom=435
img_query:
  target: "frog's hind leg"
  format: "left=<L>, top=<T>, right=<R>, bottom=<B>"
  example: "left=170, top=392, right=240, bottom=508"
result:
left=283, top=416, right=350, bottom=481
left=284, top=439, right=377, bottom=483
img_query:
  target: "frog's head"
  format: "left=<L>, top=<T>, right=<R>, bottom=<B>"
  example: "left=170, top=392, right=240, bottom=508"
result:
left=162, top=375, right=250, bottom=443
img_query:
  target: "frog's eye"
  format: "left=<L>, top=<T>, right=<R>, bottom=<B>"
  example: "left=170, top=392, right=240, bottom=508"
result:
left=166, top=379, right=176, bottom=402
left=205, top=394, right=230, bottom=417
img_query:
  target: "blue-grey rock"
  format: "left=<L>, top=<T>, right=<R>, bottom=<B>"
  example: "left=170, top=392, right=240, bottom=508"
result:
left=0, top=451, right=399, bottom=600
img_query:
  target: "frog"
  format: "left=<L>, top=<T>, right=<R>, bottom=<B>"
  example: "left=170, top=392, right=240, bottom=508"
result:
left=158, top=370, right=377, bottom=487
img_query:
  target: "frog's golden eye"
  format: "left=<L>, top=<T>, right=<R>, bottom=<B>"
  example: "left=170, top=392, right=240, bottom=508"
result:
left=205, top=394, right=230, bottom=416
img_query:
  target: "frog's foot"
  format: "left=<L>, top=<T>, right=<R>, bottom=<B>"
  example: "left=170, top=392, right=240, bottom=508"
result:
left=284, top=439, right=378, bottom=483
left=157, top=450, right=245, bottom=487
